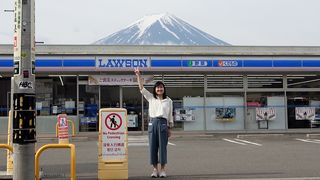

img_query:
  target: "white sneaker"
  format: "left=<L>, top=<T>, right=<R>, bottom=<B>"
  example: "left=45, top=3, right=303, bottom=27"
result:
left=159, top=171, right=167, bottom=178
left=151, top=169, right=158, bottom=178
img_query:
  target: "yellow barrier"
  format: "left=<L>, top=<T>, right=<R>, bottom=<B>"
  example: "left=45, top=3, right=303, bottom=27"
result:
left=7, top=110, right=13, bottom=173
left=35, top=144, right=76, bottom=180
left=0, top=144, right=14, bottom=174
left=56, top=120, right=75, bottom=137
left=0, top=144, right=13, bottom=153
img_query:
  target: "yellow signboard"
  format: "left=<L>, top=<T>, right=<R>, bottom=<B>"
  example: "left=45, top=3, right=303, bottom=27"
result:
left=98, top=108, right=128, bottom=180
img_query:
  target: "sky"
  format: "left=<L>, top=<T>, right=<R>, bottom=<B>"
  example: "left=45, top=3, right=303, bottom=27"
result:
left=0, top=0, right=319, bottom=46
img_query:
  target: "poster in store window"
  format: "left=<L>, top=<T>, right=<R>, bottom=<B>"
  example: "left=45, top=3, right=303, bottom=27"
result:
left=256, top=107, right=276, bottom=121
left=175, top=108, right=195, bottom=121
left=295, top=107, right=315, bottom=120
left=128, top=114, right=138, bottom=127
left=215, top=108, right=236, bottom=122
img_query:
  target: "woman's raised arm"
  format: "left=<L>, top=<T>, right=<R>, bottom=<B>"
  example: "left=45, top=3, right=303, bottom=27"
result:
left=134, top=67, right=144, bottom=91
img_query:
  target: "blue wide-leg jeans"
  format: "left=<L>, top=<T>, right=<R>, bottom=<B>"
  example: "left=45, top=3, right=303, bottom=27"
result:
left=148, top=117, right=168, bottom=165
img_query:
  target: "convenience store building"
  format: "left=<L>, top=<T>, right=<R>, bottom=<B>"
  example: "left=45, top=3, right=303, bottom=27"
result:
left=1, top=45, right=320, bottom=133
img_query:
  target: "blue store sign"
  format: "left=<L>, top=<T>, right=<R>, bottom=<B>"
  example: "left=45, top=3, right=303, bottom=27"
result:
left=97, top=57, right=149, bottom=68
left=2, top=57, right=320, bottom=72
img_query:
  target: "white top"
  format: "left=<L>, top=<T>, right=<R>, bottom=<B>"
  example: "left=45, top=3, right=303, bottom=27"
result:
left=141, top=88, right=174, bottom=126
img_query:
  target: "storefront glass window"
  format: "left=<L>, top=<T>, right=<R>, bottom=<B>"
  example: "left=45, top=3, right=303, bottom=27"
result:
left=287, top=92, right=320, bottom=129
left=287, top=74, right=320, bottom=88
left=122, top=86, right=142, bottom=131
left=246, top=92, right=285, bottom=130
left=167, top=87, right=204, bottom=131
left=207, top=75, right=243, bottom=89
left=248, top=75, right=283, bottom=88
left=205, top=92, right=245, bottom=131
left=79, top=84, right=99, bottom=131
left=0, top=78, right=10, bottom=116
left=36, top=76, right=77, bottom=116
left=101, top=86, right=120, bottom=108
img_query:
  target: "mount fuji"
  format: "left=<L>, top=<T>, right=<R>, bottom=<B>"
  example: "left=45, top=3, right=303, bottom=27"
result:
left=94, top=13, right=230, bottom=45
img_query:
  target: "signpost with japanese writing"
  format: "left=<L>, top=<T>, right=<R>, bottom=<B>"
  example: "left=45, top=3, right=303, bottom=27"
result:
left=98, top=108, right=128, bottom=180
left=57, top=114, right=69, bottom=144
left=89, top=75, right=153, bottom=86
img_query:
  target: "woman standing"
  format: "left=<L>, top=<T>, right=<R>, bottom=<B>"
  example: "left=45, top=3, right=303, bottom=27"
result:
left=134, top=68, right=174, bottom=178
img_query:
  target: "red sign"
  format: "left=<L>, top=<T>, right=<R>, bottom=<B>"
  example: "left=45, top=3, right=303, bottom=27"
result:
left=105, top=113, right=122, bottom=131
left=58, top=114, right=69, bottom=139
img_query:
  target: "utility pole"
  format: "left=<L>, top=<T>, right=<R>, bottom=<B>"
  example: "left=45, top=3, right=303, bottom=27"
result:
left=12, top=0, right=36, bottom=179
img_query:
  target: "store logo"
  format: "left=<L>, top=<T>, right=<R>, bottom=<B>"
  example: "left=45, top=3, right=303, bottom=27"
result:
left=98, top=58, right=148, bottom=68
left=19, top=81, right=33, bottom=89
left=218, top=60, right=239, bottom=67
left=187, top=60, right=208, bottom=67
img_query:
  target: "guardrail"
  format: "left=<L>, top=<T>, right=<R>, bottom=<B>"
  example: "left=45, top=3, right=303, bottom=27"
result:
left=35, top=144, right=76, bottom=180
left=0, top=144, right=13, bottom=174
left=0, top=144, right=13, bottom=153
left=7, top=110, right=13, bottom=173
left=56, top=120, right=75, bottom=137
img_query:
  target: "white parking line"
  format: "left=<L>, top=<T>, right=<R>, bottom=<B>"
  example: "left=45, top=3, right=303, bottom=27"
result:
left=168, top=142, right=176, bottom=146
left=296, top=138, right=320, bottom=144
left=234, top=138, right=262, bottom=146
left=308, top=139, right=320, bottom=142
left=223, top=138, right=247, bottom=145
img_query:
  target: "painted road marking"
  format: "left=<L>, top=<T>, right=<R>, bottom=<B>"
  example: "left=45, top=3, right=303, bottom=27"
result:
left=223, top=138, right=247, bottom=145
left=296, top=138, right=320, bottom=144
left=128, top=142, right=149, bottom=147
left=128, top=136, right=176, bottom=146
left=129, top=136, right=148, bottom=146
left=234, top=138, right=262, bottom=146
left=223, top=138, right=262, bottom=146
left=307, top=138, right=320, bottom=142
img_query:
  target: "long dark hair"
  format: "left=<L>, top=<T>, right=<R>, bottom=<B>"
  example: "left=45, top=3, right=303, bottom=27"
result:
left=153, top=81, right=167, bottom=99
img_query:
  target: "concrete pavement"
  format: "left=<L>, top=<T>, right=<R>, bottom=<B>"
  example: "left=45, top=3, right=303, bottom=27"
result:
left=1, top=131, right=320, bottom=179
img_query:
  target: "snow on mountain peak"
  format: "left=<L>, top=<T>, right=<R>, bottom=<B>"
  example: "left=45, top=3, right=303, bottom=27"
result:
left=94, top=13, right=230, bottom=45
left=128, top=13, right=176, bottom=38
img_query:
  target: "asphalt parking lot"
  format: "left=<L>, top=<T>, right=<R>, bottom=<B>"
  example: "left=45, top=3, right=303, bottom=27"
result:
left=1, top=133, right=320, bottom=180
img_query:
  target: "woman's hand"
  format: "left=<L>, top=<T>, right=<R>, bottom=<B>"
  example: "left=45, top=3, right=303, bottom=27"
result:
left=134, top=67, right=143, bottom=90
left=134, top=67, right=140, bottom=77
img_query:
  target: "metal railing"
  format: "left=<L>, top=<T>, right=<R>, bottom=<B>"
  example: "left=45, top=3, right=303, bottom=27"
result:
left=0, top=144, right=13, bottom=174
left=35, top=144, right=76, bottom=180
left=0, top=144, right=13, bottom=153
